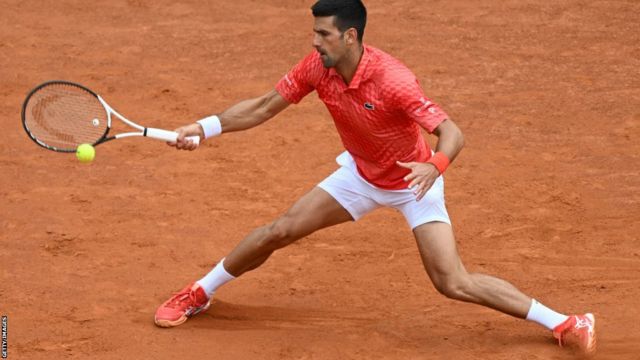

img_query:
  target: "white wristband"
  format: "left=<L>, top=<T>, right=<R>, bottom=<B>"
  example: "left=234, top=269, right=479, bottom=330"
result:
left=196, top=115, right=222, bottom=139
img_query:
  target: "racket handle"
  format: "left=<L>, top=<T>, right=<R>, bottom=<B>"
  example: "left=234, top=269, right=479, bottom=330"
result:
left=145, top=128, right=200, bottom=146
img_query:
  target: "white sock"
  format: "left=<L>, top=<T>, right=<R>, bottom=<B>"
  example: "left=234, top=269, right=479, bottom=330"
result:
left=196, top=258, right=236, bottom=297
left=525, top=299, right=569, bottom=330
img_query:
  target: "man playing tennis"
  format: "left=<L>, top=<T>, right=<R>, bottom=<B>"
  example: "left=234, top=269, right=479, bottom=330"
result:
left=155, top=0, right=596, bottom=354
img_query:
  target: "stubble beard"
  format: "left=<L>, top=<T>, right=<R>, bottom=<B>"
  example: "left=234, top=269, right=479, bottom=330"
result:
left=320, top=53, right=335, bottom=68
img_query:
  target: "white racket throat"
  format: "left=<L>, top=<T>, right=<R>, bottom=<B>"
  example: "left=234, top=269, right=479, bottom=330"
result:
left=97, top=95, right=200, bottom=145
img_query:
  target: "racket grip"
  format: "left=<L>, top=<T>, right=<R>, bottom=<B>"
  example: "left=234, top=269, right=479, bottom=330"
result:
left=145, top=128, right=200, bottom=146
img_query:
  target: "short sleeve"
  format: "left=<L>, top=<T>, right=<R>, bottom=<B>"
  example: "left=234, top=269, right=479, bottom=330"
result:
left=275, top=51, right=325, bottom=104
left=388, top=76, right=449, bottom=133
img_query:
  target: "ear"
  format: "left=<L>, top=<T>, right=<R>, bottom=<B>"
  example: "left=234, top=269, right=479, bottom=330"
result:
left=345, top=28, right=358, bottom=45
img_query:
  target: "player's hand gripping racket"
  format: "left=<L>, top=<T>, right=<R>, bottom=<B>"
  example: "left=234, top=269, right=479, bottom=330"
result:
left=21, top=80, right=199, bottom=152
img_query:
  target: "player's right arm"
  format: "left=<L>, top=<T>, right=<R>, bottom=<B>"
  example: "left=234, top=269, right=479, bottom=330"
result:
left=170, top=89, right=290, bottom=150
left=172, top=51, right=321, bottom=150
left=217, top=89, right=290, bottom=132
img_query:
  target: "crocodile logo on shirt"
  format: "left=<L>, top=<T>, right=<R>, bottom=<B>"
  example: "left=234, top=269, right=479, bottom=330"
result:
left=364, top=102, right=375, bottom=110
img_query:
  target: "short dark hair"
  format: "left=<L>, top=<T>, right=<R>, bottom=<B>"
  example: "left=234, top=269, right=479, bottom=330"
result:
left=311, top=0, right=367, bottom=43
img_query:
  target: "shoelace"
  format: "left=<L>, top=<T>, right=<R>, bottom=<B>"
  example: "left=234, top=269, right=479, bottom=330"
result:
left=166, top=288, right=198, bottom=309
left=574, top=317, right=592, bottom=330
left=557, top=317, right=592, bottom=347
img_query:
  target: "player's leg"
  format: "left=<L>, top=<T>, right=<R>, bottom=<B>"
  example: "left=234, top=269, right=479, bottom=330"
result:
left=413, top=221, right=531, bottom=317
left=395, top=176, right=560, bottom=317
left=392, top=176, right=595, bottom=353
left=222, top=186, right=355, bottom=276
left=414, top=221, right=596, bottom=353
left=154, top=186, right=354, bottom=328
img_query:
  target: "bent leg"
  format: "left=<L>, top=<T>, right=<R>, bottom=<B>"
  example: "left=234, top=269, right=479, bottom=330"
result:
left=154, top=187, right=353, bottom=328
left=414, top=221, right=531, bottom=318
left=224, top=186, right=354, bottom=276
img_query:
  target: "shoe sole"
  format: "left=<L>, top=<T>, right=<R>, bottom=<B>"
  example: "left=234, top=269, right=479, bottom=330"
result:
left=584, top=313, right=596, bottom=354
left=154, top=300, right=211, bottom=328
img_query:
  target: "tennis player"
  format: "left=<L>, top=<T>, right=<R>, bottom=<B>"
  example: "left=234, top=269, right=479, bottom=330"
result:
left=155, top=0, right=596, bottom=354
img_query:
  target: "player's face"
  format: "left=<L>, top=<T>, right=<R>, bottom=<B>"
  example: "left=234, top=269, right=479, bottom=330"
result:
left=312, top=16, right=347, bottom=68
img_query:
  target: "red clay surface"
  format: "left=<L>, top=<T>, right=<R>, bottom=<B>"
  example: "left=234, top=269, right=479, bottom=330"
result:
left=1, top=0, right=639, bottom=359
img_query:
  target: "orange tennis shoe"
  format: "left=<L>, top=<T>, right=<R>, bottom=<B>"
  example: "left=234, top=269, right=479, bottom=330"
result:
left=552, top=313, right=596, bottom=354
left=154, top=283, right=210, bottom=328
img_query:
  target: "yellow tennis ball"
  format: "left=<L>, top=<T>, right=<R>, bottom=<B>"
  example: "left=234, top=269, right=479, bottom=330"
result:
left=76, top=143, right=95, bottom=163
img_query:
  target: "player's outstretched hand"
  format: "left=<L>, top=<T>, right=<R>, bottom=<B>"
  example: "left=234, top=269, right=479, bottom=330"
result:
left=396, top=161, right=440, bottom=201
left=168, top=123, right=205, bottom=151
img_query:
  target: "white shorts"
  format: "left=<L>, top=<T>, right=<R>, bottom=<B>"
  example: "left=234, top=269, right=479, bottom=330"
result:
left=318, top=151, right=451, bottom=230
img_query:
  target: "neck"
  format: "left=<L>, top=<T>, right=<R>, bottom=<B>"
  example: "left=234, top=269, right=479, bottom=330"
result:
left=336, top=44, right=364, bottom=85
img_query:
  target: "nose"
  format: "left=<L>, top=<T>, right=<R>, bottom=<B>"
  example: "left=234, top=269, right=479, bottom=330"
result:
left=312, top=33, right=321, bottom=48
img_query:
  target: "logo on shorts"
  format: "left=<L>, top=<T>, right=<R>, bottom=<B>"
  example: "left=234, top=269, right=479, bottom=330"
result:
left=364, top=102, right=375, bottom=110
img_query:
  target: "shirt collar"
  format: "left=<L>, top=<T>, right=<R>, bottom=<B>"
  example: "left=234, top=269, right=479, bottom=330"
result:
left=347, top=45, right=371, bottom=89
left=328, top=44, right=372, bottom=89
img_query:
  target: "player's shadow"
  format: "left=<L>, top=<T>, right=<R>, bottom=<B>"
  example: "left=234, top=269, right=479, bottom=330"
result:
left=187, top=299, right=377, bottom=331
left=186, top=300, right=567, bottom=357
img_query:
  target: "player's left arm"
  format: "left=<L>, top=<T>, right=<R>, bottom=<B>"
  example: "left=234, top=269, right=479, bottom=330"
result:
left=397, top=118, right=464, bottom=200
left=431, top=118, right=465, bottom=163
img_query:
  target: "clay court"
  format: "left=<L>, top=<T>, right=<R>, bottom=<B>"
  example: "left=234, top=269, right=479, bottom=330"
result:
left=1, top=0, right=639, bottom=358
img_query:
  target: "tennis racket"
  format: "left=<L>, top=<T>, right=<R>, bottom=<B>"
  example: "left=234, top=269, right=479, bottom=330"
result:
left=21, top=80, right=199, bottom=153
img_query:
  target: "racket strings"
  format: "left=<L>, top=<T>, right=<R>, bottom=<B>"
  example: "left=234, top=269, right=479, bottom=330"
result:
left=24, top=83, right=108, bottom=151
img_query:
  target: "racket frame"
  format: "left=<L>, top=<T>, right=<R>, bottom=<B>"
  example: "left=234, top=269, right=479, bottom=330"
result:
left=22, top=80, right=199, bottom=153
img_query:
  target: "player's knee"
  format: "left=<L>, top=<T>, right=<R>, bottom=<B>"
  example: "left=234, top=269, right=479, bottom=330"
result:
left=257, top=218, right=295, bottom=250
